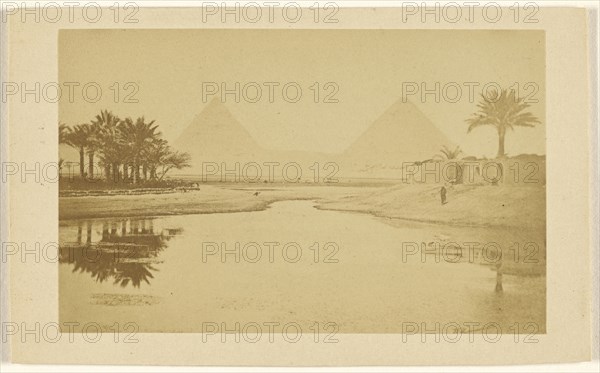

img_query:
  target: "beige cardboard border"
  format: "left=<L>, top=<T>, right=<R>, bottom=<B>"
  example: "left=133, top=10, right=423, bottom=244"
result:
left=3, top=4, right=594, bottom=366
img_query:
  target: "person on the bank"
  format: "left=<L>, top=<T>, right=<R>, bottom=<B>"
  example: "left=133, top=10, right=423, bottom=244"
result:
left=440, top=186, right=447, bottom=205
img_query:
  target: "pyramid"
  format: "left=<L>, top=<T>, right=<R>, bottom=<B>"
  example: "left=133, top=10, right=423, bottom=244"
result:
left=342, top=99, right=453, bottom=168
left=172, top=98, right=265, bottom=168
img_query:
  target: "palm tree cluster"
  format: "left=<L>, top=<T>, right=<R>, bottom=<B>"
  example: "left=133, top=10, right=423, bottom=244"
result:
left=60, top=110, right=191, bottom=183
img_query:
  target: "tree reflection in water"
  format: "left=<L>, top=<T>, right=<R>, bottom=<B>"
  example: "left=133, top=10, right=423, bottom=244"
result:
left=59, top=218, right=182, bottom=288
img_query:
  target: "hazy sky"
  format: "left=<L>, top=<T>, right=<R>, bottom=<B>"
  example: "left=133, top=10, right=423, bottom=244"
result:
left=59, top=29, right=545, bottom=157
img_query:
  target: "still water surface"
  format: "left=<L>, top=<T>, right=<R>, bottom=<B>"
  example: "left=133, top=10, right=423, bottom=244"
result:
left=59, top=200, right=545, bottom=333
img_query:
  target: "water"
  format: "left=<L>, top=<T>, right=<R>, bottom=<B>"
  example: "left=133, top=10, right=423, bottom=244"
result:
left=59, top=200, right=545, bottom=333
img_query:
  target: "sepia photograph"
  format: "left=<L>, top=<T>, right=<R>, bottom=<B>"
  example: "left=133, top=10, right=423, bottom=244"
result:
left=1, top=2, right=597, bottom=370
left=58, top=29, right=546, bottom=333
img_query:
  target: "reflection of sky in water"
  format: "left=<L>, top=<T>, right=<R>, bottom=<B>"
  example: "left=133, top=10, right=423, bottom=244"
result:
left=59, top=201, right=545, bottom=333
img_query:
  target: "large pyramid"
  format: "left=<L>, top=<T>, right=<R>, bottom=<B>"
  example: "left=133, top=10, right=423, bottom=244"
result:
left=172, top=98, right=265, bottom=167
left=342, top=99, right=453, bottom=169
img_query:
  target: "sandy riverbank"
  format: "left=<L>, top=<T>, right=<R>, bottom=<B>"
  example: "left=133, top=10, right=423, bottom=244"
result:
left=58, top=184, right=375, bottom=220
left=60, top=183, right=545, bottom=230
left=317, top=183, right=546, bottom=230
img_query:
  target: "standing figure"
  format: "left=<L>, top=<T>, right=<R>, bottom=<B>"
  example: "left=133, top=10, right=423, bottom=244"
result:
left=440, top=186, right=447, bottom=205
left=495, top=261, right=504, bottom=292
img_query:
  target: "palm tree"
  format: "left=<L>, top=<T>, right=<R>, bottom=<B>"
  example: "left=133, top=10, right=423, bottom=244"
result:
left=93, top=110, right=121, bottom=181
left=84, top=122, right=102, bottom=179
left=144, top=138, right=191, bottom=181
left=59, top=123, right=69, bottom=144
left=434, top=145, right=462, bottom=160
left=466, top=89, right=540, bottom=158
left=433, top=145, right=464, bottom=184
left=145, top=138, right=170, bottom=180
left=64, top=124, right=90, bottom=178
left=59, top=123, right=69, bottom=177
left=157, top=150, right=191, bottom=181
left=118, top=117, right=161, bottom=184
